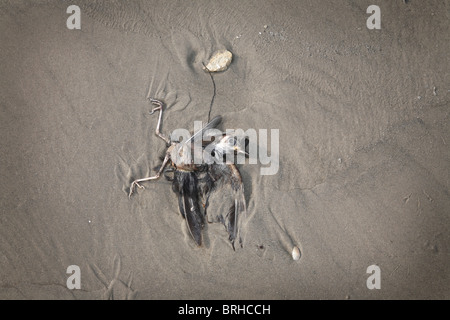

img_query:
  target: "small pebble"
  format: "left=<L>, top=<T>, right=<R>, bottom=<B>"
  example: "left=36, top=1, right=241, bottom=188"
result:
left=292, top=246, right=301, bottom=261
left=203, top=50, right=233, bottom=72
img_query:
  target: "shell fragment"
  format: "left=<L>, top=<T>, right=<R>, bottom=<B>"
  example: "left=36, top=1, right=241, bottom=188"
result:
left=203, top=50, right=233, bottom=72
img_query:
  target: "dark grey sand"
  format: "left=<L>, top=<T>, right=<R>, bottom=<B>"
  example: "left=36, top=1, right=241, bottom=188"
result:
left=0, top=0, right=449, bottom=299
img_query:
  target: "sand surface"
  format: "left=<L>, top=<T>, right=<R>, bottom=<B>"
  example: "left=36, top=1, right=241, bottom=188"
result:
left=0, top=0, right=449, bottom=299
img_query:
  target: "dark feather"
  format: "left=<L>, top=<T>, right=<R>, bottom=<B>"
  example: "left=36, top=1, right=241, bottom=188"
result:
left=226, top=202, right=237, bottom=245
left=206, top=164, right=246, bottom=248
left=185, top=115, right=222, bottom=145
left=182, top=191, right=203, bottom=246
left=177, top=194, right=185, bottom=218
left=172, top=171, right=204, bottom=246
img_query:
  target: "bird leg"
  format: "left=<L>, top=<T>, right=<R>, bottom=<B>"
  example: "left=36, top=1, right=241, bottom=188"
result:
left=129, top=153, right=171, bottom=198
left=149, top=98, right=171, bottom=145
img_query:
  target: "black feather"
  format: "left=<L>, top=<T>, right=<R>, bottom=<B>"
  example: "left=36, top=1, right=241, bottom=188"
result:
left=205, top=164, right=246, bottom=248
left=177, top=194, right=185, bottom=218
left=172, top=171, right=204, bottom=246
left=226, top=202, right=237, bottom=243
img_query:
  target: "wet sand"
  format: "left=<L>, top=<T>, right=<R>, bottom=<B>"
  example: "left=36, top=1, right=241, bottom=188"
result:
left=0, top=0, right=448, bottom=299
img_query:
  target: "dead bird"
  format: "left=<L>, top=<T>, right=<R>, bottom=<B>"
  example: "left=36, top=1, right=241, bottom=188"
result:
left=129, top=98, right=247, bottom=249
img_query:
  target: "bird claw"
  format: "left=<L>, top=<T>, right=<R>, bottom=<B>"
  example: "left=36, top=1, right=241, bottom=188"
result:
left=149, top=98, right=163, bottom=115
left=129, top=181, right=145, bottom=198
left=149, top=107, right=160, bottom=115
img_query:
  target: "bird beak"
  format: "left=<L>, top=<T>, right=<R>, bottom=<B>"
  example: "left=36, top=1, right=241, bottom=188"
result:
left=234, top=146, right=249, bottom=156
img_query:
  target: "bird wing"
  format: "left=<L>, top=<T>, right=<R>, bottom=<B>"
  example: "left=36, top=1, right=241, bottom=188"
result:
left=184, top=115, right=222, bottom=145
left=172, top=171, right=204, bottom=246
left=207, top=164, right=247, bottom=249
